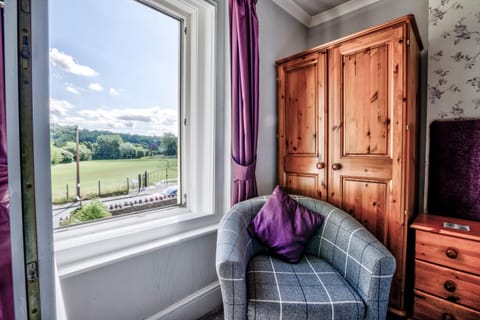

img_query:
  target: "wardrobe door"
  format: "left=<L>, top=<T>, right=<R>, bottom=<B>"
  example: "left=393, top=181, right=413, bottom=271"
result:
left=328, top=26, right=407, bottom=312
left=277, top=52, right=327, bottom=200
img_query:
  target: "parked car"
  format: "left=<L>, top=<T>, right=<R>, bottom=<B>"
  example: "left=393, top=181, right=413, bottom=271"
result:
left=160, top=185, right=177, bottom=197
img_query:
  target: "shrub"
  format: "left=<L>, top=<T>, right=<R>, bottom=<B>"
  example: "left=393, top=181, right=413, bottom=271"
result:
left=51, top=145, right=64, bottom=164
left=60, top=149, right=74, bottom=163
left=61, top=200, right=111, bottom=226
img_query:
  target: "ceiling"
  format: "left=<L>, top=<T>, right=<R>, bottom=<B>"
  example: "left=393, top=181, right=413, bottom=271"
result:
left=272, top=0, right=382, bottom=28
left=292, top=0, right=350, bottom=16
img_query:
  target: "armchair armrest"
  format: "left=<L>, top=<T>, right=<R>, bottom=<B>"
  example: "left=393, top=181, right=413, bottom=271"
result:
left=215, top=198, right=267, bottom=320
left=303, top=204, right=396, bottom=320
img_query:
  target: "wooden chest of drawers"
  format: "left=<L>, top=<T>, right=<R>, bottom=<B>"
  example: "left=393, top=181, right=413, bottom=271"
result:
left=411, top=214, right=480, bottom=320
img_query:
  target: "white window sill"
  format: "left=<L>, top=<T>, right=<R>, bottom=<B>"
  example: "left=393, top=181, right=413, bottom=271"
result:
left=54, top=208, right=220, bottom=279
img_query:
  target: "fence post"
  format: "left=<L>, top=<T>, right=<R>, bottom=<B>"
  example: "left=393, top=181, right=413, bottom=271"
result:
left=144, top=170, right=148, bottom=187
left=127, top=177, right=129, bottom=194
left=138, top=174, right=141, bottom=192
left=66, top=184, right=69, bottom=200
left=98, top=180, right=101, bottom=196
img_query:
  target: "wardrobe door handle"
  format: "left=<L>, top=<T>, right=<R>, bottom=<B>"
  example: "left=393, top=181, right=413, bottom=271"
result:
left=332, top=163, right=342, bottom=170
left=316, top=162, right=325, bottom=169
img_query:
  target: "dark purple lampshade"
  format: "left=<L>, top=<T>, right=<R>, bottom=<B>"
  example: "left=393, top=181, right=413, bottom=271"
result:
left=248, top=186, right=324, bottom=263
left=428, top=119, right=480, bottom=221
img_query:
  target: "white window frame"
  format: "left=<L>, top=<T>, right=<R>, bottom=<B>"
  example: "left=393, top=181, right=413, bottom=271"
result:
left=7, top=0, right=230, bottom=283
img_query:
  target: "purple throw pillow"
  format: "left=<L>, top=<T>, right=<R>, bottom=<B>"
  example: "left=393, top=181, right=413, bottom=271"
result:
left=248, top=186, right=324, bottom=263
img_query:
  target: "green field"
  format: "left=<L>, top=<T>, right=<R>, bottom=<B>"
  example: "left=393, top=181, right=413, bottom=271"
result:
left=51, top=157, right=178, bottom=203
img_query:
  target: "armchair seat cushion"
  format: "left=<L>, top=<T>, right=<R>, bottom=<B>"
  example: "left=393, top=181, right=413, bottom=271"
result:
left=247, top=254, right=365, bottom=320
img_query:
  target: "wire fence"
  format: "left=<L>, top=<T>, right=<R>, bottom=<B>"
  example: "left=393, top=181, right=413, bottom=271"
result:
left=53, top=166, right=178, bottom=204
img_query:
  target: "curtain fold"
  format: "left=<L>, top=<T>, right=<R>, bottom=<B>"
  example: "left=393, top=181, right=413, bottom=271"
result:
left=0, top=8, right=14, bottom=320
left=230, top=0, right=259, bottom=206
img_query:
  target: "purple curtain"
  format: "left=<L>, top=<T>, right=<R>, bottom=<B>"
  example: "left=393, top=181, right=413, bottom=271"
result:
left=0, top=9, right=14, bottom=320
left=230, top=0, right=259, bottom=206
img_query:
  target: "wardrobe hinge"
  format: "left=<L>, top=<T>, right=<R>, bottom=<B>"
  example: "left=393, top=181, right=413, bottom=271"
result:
left=404, top=209, right=408, bottom=216
left=406, top=39, right=410, bottom=47
left=405, top=124, right=409, bottom=131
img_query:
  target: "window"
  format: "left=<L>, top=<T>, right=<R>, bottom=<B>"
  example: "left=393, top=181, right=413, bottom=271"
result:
left=49, top=0, right=182, bottom=228
left=48, top=0, right=220, bottom=230
left=46, top=0, right=228, bottom=276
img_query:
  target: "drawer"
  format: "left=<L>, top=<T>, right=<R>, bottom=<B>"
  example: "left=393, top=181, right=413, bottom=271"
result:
left=414, top=290, right=480, bottom=320
left=415, top=260, right=480, bottom=310
left=415, top=230, right=480, bottom=274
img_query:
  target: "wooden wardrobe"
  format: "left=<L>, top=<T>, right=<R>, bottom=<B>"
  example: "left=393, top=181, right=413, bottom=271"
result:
left=276, top=15, right=422, bottom=316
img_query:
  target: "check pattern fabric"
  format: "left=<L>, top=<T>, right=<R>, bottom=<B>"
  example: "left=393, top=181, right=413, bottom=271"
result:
left=216, top=196, right=396, bottom=320
left=247, top=254, right=365, bottom=320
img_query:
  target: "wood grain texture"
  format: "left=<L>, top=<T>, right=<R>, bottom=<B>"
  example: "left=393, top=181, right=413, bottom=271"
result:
left=413, top=215, right=480, bottom=319
left=276, top=15, right=422, bottom=315
left=415, top=260, right=480, bottom=310
left=415, top=230, right=480, bottom=275
left=328, top=25, right=408, bottom=311
left=412, top=214, right=480, bottom=242
left=277, top=52, right=327, bottom=200
left=414, top=290, right=480, bottom=320
left=343, top=45, right=388, bottom=156
left=342, top=179, right=387, bottom=242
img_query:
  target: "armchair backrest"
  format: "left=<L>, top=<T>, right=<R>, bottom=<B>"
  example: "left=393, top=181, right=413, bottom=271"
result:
left=293, top=196, right=396, bottom=319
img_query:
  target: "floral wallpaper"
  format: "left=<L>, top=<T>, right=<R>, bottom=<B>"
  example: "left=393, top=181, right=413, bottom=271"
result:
left=428, top=0, right=480, bottom=123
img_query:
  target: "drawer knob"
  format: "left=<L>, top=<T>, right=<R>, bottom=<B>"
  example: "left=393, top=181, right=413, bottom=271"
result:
left=442, top=313, right=455, bottom=320
left=444, top=280, right=457, bottom=292
left=445, top=247, right=458, bottom=259
left=447, top=296, right=460, bottom=304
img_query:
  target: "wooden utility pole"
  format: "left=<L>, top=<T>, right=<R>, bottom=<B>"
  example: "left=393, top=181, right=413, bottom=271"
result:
left=76, top=125, right=80, bottom=200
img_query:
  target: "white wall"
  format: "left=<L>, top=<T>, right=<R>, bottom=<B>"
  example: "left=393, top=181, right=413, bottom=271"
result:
left=256, top=0, right=308, bottom=196
left=61, top=232, right=218, bottom=320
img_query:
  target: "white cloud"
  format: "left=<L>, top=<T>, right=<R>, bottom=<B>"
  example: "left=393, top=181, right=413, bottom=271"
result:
left=77, top=106, right=178, bottom=136
left=66, top=86, right=80, bottom=95
left=89, top=83, right=104, bottom=91
left=116, top=114, right=151, bottom=122
left=49, top=48, right=98, bottom=77
left=109, top=88, right=120, bottom=96
left=49, top=98, right=75, bottom=123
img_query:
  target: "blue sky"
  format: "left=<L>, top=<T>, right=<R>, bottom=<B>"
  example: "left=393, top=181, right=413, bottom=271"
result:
left=49, top=0, right=180, bottom=136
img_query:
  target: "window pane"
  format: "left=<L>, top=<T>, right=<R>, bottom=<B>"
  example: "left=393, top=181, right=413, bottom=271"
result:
left=49, top=0, right=181, bottom=228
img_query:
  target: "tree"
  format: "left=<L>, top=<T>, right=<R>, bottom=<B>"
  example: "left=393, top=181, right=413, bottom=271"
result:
left=50, top=141, right=64, bottom=164
left=63, top=142, right=93, bottom=161
left=60, top=149, right=74, bottom=163
left=119, top=142, right=137, bottom=159
left=135, top=145, right=147, bottom=158
left=160, top=133, right=177, bottom=156
left=50, top=124, right=75, bottom=147
left=93, top=135, right=123, bottom=159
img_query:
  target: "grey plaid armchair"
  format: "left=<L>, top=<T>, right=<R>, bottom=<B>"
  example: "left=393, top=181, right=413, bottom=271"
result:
left=216, top=196, right=396, bottom=320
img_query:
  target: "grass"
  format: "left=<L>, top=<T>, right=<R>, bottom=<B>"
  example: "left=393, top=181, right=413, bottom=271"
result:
left=51, top=157, right=178, bottom=203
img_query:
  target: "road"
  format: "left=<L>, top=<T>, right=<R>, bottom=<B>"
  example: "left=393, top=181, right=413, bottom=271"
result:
left=52, top=182, right=175, bottom=228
